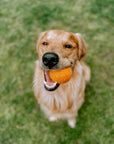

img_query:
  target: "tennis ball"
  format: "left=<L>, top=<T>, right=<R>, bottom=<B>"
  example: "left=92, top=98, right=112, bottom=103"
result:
left=49, top=67, right=72, bottom=84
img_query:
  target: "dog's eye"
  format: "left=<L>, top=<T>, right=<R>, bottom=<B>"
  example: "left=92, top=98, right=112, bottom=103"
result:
left=64, top=44, right=72, bottom=48
left=42, top=42, right=48, bottom=45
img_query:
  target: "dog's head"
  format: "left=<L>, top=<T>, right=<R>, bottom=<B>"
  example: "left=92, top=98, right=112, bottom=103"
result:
left=36, top=30, right=86, bottom=91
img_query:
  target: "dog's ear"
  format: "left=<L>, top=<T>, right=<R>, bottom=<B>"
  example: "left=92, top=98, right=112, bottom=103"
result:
left=36, top=31, right=46, bottom=52
left=75, top=33, right=87, bottom=59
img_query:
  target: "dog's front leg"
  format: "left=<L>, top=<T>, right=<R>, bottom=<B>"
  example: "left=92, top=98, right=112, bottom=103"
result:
left=49, top=116, right=58, bottom=122
left=68, top=118, right=76, bottom=128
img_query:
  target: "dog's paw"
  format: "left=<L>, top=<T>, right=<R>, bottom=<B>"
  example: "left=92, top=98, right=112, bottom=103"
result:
left=68, top=119, right=76, bottom=128
left=49, top=116, right=57, bottom=122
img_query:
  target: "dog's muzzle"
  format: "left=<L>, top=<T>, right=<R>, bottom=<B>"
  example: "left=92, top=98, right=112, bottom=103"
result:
left=42, top=52, right=60, bottom=91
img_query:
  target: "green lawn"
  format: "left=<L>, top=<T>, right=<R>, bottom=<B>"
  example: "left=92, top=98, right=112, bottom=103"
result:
left=0, top=0, right=113, bottom=143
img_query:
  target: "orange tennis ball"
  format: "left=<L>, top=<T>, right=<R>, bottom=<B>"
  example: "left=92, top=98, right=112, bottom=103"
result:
left=49, top=67, right=72, bottom=84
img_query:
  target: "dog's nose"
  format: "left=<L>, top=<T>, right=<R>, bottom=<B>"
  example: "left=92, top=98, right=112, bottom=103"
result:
left=42, top=52, right=59, bottom=69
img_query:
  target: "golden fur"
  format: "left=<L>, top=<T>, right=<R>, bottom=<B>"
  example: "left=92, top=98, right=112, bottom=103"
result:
left=33, top=30, right=90, bottom=128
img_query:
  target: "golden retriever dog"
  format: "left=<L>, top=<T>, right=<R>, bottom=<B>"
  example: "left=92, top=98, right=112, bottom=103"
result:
left=33, top=30, right=90, bottom=128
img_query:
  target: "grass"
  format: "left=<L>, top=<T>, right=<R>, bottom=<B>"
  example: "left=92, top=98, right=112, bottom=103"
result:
left=0, top=0, right=113, bottom=143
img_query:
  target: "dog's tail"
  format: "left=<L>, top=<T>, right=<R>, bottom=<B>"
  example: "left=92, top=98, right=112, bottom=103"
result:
left=80, top=61, right=91, bottom=83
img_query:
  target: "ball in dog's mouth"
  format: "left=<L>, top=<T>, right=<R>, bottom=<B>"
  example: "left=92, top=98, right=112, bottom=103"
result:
left=44, top=70, right=60, bottom=91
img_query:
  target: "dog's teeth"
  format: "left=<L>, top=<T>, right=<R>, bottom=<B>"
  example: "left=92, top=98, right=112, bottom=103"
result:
left=44, top=81, right=57, bottom=89
left=44, top=81, right=47, bottom=85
